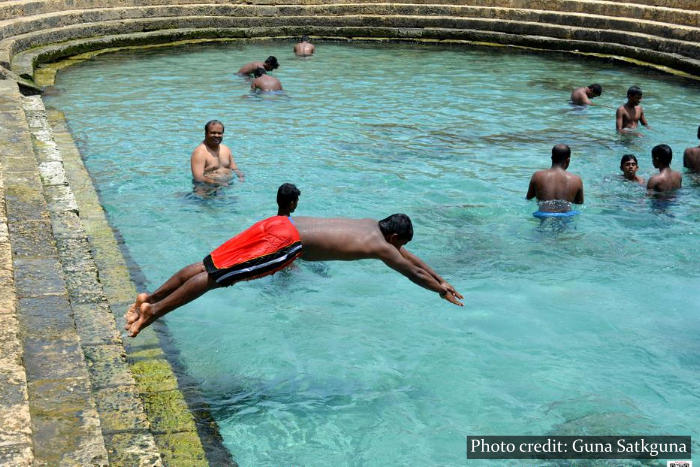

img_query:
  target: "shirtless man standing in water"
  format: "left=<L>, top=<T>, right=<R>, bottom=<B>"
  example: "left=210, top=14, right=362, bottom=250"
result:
left=616, top=86, right=650, bottom=133
left=125, top=185, right=463, bottom=337
left=526, top=144, right=584, bottom=212
left=190, top=120, right=244, bottom=186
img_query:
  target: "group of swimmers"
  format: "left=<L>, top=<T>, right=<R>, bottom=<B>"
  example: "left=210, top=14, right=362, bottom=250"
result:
left=127, top=42, right=700, bottom=337
left=527, top=84, right=699, bottom=214
left=234, top=36, right=315, bottom=92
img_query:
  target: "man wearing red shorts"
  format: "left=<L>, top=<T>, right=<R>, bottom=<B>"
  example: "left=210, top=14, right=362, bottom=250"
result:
left=125, top=184, right=463, bottom=337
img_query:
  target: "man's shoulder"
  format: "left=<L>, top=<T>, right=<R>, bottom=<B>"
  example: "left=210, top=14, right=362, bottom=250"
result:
left=191, top=143, right=207, bottom=158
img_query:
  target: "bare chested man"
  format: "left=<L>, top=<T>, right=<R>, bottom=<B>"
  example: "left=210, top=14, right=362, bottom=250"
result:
left=570, top=83, right=602, bottom=106
left=294, top=36, right=315, bottom=56
left=251, top=67, right=283, bottom=92
left=237, top=56, right=279, bottom=76
left=616, top=85, right=649, bottom=133
left=125, top=185, right=463, bottom=337
left=683, top=125, right=700, bottom=172
left=526, top=144, right=584, bottom=211
left=647, top=144, right=682, bottom=192
left=191, top=120, right=244, bottom=186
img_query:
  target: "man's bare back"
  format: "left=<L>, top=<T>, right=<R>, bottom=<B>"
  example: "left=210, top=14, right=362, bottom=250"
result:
left=684, top=146, right=700, bottom=172
left=647, top=168, right=682, bottom=192
left=683, top=126, right=700, bottom=172
left=251, top=74, right=282, bottom=92
left=526, top=145, right=584, bottom=210
left=647, top=144, right=681, bottom=192
left=294, top=217, right=390, bottom=261
left=294, top=41, right=315, bottom=56
left=570, top=84, right=601, bottom=106
left=527, top=169, right=584, bottom=206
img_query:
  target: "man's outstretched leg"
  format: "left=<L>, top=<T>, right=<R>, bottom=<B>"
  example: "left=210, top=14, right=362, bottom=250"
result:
left=127, top=269, right=219, bottom=337
left=125, top=262, right=211, bottom=335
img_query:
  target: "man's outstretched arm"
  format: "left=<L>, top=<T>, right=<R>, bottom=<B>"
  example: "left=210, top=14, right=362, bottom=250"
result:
left=399, top=247, right=461, bottom=299
left=381, top=247, right=463, bottom=306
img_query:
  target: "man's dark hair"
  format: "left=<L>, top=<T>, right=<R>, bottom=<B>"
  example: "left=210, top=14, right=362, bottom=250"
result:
left=204, top=120, right=224, bottom=132
left=652, top=144, right=672, bottom=166
left=589, top=83, right=602, bottom=96
left=378, top=213, right=413, bottom=242
left=265, top=56, right=279, bottom=70
left=551, top=144, right=571, bottom=163
left=620, top=154, right=638, bottom=169
left=277, top=183, right=300, bottom=209
left=627, top=85, right=643, bottom=98
left=697, top=124, right=700, bottom=139
left=253, top=67, right=266, bottom=78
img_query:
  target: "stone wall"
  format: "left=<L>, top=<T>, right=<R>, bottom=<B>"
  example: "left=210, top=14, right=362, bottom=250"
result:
left=0, top=0, right=699, bottom=86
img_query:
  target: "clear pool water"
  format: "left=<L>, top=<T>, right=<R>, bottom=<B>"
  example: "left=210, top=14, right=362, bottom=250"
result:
left=46, top=41, right=699, bottom=466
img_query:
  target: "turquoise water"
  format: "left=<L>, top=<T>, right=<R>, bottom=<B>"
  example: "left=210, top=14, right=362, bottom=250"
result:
left=46, top=41, right=699, bottom=466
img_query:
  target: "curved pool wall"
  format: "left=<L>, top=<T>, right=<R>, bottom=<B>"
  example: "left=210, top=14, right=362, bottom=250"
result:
left=2, top=0, right=700, bottom=90
left=0, top=1, right=698, bottom=465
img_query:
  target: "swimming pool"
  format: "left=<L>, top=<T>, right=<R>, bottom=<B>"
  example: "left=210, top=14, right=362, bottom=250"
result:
left=46, top=41, right=700, bottom=466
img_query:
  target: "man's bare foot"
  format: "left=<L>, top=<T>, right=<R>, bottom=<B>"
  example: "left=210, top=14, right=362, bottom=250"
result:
left=124, top=293, right=149, bottom=330
left=128, top=302, right=156, bottom=337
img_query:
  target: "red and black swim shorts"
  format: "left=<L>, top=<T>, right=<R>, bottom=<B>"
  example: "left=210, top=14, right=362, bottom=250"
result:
left=203, top=216, right=302, bottom=287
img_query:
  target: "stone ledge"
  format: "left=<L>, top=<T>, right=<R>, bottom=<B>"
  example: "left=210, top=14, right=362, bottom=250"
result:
left=14, top=26, right=700, bottom=82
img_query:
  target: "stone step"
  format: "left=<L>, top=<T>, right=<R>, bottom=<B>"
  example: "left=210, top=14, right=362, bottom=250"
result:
left=2, top=0, right=698, bottom=23
left=1, top=4, right=698, bottom=43
left=21, top=94, right=167, bottom=466
left=8, top=17, right=700, bottom=80
left=0, top=80, right=33, bottom=467
left=0, top=79, right=109, bottom=466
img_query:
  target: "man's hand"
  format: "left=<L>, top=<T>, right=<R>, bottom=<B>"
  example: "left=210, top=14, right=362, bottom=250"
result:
left=439, top=282, right=464, bottom=306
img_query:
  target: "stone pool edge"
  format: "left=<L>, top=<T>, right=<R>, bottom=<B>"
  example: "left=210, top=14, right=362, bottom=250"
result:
left=0, top=77, right=231, bottom=463
left=24, top=35, right=700, bottom=87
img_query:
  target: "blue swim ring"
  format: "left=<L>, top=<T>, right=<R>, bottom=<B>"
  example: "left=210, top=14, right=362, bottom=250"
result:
left=533, top=210, right=580, bottom=218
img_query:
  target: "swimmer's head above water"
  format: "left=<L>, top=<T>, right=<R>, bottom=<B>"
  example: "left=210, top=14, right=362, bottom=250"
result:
left=277, top=183, right=300, bottom=216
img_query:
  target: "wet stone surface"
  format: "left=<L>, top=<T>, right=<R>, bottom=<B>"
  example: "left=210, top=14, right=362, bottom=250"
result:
left=50, top=210, right=87, bottom=239
left=72, top=302, right=122, bottom=346
left=18, top=294, right=75, bottom=340
left=8, top=220, right=57, bottom=258
left=22, top=337, right=86, bottom=381
left=13, top=257, right=64, bottom=297
left=82, top=344, right=135, bottom=389
left=27, top=377, right=107, bottom=466
left=103, top=431, right=163, bottom=466
left=0, top=443, right=33, bottom=467
left=93, top=385, right=150, bottom=432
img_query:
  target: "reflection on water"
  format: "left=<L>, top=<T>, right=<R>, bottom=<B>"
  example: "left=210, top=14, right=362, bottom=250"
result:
left=46, top=41, right=700, bottom=466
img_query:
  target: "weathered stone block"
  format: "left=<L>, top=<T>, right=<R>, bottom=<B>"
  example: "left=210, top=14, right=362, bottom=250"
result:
left=0, top=313, right=23, bottom=365
left=129, top=357, right=177, bottom=394
left=38, top=160, right=68, bottom=186
left=22, top=337, right=86, bottom=381
left=8, top=220, right=57, bottom=258
left=27, top=377, right=108, bottom=466
left=154, top=431, right=207, bottom=467
left=44, top=183, right=79, bottom=214
left=72, top=302, right=121, bottom=346
left=103, top=431, right=162, bottom=467
left=18, top=294, right=75, bottom=340
left=49, top=210, right=87, bottom=240
left=0, top=443, right=33, bottom=467
left=142, top=389, right=196, bottom=434
left=13, top=257, right=64, bottom=297
left=82, top=344, right=135, bottom=389
left=93, top=385, right=150, bottom=433
left=0, top=367, right=31, bottom=444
